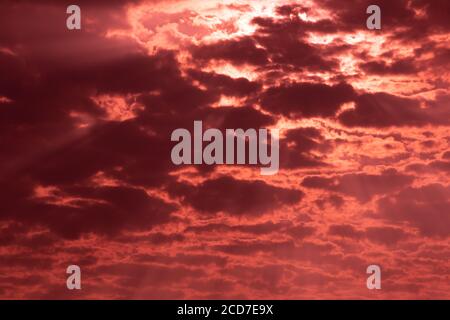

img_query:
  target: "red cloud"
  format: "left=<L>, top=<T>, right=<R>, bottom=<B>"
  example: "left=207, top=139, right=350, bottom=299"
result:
left=0, top=0, right=448, bottom=299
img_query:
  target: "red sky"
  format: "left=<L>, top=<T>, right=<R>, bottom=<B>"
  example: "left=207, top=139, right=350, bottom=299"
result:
left=0, top=0, right=449, bottom=299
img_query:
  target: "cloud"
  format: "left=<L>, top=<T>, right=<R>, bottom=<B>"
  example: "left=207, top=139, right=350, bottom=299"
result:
left=168, top=176, right=303, bottom=216
left=188, top=69, right=262, bottom=97
left=0, top=185, right=176, bottom=239
left=191, top=37, right=269, bottom=66
left=200, top=106, right=275, bottom=130
left=0, top=0, right=449, bottom=299
left=338, top=92, right=450, bottom=127
left=260, top=82, right=355, bottom=118
left=280, top=127, right=333, bottom=169
left=302, top=169, right=413, bottom=202
left=360, top=57, right=419, bottom=75
left=376, top=184, right=450, bottom=237
left=328, top=224, right=409, bottom=245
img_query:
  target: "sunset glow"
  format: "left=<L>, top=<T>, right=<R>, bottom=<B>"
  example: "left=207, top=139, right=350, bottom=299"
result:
left=0, top=0, right=449, bottom=299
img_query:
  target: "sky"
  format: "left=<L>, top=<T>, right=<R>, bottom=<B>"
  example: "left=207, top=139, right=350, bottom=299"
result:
left=0, top=0, right=449, bottom=299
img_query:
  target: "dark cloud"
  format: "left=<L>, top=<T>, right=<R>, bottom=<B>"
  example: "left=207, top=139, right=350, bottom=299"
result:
left=410, top=0, right=450, bottom=32
left=360, top=57, right=419, bottom=75
left=187, top=69, right=262, bottom=97
left=135, top=253, right=228, bottom=267
left=319, top=0, right=450, bottom=42
left=191, top=37, right=269, bottom=66
left=302, top=169, right=413, bottom=202
left=200, top=106, right=275, bottom=130
left=97, top=263, right=206, bottom=288
left=338, top=93, right=450, bottom=128
left=328, top=224, right=409, bottom=245
left=376, top=184, right=450, bottom=237
left=364, top=226, right=409, bottom=245
left=280, top=127, right=333, bottom=169
left=328, top=224, right=363, bottom=239
left=213, top=240, right=297, bottom=256
left=168, top=176, right=303, bottom=216
left=185, top=221, right=290, bottom=235
left=260, top=82, right=355, bottom=118
left=185, top=221, right=314, bottom=239
left=0, top=185, right=176, bottom=239
left=316, top=194, right=345, bottom=209
left=253, top=24, right=337, bottom=71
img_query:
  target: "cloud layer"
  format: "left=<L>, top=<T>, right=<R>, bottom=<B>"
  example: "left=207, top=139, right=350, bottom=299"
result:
left=0, top=0, right=449, bottom=299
